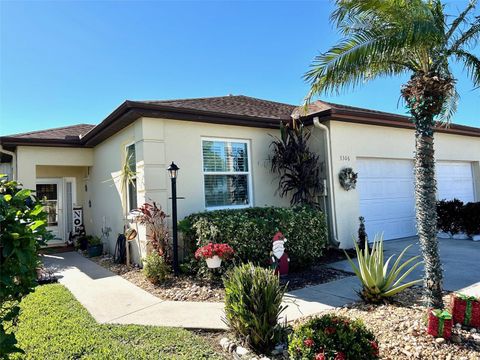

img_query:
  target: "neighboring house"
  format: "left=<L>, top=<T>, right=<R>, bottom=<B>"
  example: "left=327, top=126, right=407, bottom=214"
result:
left=1, top=95, right=479, bottom=263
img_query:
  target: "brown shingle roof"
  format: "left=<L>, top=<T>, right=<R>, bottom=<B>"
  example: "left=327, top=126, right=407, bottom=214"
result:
left=7, top=124, right=95, bottom=140
left=2, top=95, right=480, bottom=148
left=139, top=95, right=296, bottom=120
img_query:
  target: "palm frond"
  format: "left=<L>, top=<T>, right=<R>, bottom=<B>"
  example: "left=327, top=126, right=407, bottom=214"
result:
left=451, top=49, right=480, bottom=87
left=450, top=19, right=480, bottom=52
left=437, top=86, right=460, bottom=125
left=445, top=0, right=477, bottom=40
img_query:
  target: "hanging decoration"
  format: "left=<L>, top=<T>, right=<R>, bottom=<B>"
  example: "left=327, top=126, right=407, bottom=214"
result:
left=339, top=167, right=358, bottom=191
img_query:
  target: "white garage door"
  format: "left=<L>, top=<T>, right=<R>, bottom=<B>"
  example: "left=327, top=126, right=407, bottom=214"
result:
left=357, top=158, right=417, bottom=241
left=437, top=161, right=475, bottom=203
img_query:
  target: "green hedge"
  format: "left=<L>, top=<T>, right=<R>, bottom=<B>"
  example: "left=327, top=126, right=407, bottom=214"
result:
left=179, top=206, right=328, bottom=270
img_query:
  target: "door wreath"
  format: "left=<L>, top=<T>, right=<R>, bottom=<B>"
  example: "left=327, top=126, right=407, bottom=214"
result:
left=339, top=167, right=358, bottom=191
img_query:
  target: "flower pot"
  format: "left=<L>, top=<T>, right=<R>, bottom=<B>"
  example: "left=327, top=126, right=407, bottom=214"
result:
left=205, top=255, right=222, bottom=269
left=88, top=244, right=103, bottom=257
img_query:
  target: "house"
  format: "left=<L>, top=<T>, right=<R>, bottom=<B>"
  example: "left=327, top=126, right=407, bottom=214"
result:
left=1, top=95, right=479, bottom=263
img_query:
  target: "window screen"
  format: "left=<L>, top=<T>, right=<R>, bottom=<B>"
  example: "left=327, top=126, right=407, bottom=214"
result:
left=202, top=139, right=250, bottom=208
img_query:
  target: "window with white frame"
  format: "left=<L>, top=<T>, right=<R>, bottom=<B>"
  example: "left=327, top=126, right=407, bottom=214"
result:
left=202, top=138, right=251, bottom=209
left=126, top=143, right=137, bottom=211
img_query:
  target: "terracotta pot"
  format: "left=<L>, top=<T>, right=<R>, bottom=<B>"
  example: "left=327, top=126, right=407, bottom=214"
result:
left=205, top=255, right=222, bottom=269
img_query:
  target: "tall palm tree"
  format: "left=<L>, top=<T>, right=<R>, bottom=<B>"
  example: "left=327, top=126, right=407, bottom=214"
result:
left=305, top=0, right=480, bottom=309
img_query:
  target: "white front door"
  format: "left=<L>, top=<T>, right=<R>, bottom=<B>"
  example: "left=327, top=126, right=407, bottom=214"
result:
left=36, top=179, right=64, bottom=245
left=357, top=158, right=417, bottom=241
left=436, top=161, right=475, bottom=203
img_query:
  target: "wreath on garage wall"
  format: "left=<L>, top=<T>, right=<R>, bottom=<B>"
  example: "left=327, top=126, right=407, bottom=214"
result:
left=339, top=167, right=358, bottom=191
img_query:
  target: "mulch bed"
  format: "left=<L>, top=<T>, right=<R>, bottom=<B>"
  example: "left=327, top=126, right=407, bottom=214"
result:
left=90, top=254, right=353, bottom=302
left=293, top=287, right=480, bottom=360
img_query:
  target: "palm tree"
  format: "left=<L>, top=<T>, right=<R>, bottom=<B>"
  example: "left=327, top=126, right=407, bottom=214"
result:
left=305, top=0, right=480, bottom=309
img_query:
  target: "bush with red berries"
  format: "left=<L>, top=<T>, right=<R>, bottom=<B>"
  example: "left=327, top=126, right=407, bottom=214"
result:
left=288, top=314, right=380, bottom=360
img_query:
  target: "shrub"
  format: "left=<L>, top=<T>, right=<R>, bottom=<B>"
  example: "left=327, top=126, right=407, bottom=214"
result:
left=462, top=202, right=480, bottom=236
left=437, top=198, right=464, bottom=235
left=133, top=202, right=169, bottom=256
left=345, top=235, right=422, bottom=303
left=223, top=263, right=287, bottom=353
left=269, top=121, right=323, bottom=206
left=0, top=176, right=51, bottom=356
left=143, top=252, right=171, bottom=284
left=288, top=314, right=380, bottom=360
left=179, top=206, right=328, bottom=271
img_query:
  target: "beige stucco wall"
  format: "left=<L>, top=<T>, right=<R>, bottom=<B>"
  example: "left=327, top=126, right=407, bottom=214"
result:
left=83, top=117, right=290, bottom=263
left=16, top=146, right=93, bottom=189
left=139, top=117, right=290, bottom=219
left=328, top=120, right=480, bottom=248
left=36, top=165, right=87, bottom=206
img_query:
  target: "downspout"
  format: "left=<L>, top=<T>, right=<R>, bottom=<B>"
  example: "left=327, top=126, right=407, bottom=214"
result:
left=313, top=117, right=340, bottom=247
left=0, top=146, right=17, bottom=180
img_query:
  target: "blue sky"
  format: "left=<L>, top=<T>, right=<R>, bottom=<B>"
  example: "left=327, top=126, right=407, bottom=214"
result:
left=1, top=0, right=479, bottom=136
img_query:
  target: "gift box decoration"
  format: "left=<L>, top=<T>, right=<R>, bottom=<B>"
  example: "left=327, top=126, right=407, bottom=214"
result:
left=451, top=293, right=480, bottom=328
left=427, top=309, right=453, bottom=339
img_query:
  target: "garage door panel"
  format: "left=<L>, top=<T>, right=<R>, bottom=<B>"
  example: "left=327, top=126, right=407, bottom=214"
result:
left=362, top=198, right=415, bottom=220
left=358, top=158, right=416, bottom=241
left=436, top=162, right=475, bottom=203
left=358, top=158, right=475, bottom=242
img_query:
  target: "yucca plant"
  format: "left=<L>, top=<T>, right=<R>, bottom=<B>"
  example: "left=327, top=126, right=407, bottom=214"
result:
left=345, top=235, right=423, bottom=303
left=223, top=263, right=287, bottom=353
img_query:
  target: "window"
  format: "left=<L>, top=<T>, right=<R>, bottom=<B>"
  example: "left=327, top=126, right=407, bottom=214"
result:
left=36, top=183, right=58, bottom=226
left=126, top=143, right=137, bottom=211
left=202, top=138, right=251, bottom=209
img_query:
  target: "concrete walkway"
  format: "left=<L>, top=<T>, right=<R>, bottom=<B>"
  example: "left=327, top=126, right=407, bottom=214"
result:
left=42, top=252, right=359, bottom=329
left=42, top=252, right=226, bottom=329
left=43, top=238, right=480, bottom=330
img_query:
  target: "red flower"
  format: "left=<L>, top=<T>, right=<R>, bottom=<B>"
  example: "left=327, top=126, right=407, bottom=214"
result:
left=195, top=243, right=234, bottom=260
left=325, top=326, right=336, bottom=335
left=273, top=231, right=285, bottom=241
left=335, top=352, right=346, bottom=360
left=315, top=353, right=326, bottom=360
left=370, top=340, right=379, bottom=355
left=303, top=338, right=314, bottom=347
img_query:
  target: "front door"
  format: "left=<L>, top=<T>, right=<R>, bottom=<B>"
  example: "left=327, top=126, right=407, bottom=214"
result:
left=36, top=179, right=64, bottom=245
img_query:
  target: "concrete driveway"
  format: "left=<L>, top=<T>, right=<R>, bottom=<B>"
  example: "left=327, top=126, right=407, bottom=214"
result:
left=329, top=236, right=480, bottom=293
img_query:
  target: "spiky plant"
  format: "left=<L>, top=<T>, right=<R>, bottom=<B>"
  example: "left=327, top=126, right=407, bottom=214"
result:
left=269, top=121, right=323, bottom=206
left=346, top=235, right=423, bottom=303
left=305, top=0, right=480, bottom=309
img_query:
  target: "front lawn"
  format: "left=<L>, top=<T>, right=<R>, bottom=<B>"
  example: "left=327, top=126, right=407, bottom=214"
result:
left=10, top=284, right=224, bottom=359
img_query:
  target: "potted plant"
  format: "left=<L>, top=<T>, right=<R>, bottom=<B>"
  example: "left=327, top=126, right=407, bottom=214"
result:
left=195, top=242, right=234, bottom=268
left=76, top=235, right=88, bottom=251
left=87, top=235, right=103, bottom=257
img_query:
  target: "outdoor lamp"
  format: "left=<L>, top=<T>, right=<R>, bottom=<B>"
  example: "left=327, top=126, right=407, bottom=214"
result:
left=167, top=162, right=179, bottom=179
left=167, top=161, right=180, bottom=276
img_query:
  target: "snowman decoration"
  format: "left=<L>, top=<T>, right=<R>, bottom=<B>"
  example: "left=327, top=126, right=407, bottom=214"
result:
left=270, top=231, right=289, bottom=276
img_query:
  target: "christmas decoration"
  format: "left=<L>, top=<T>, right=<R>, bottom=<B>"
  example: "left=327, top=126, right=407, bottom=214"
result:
left=427, top=309, right=452, bottom=339
left=339, top=167, right=358, bottom=191
left=451, top=293, right=480, bottom=328
left=270, top=231, right=289, bottom=275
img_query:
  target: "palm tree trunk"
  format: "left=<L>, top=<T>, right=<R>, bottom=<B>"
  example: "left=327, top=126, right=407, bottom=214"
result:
left=414, top=124, right=444, bottom=309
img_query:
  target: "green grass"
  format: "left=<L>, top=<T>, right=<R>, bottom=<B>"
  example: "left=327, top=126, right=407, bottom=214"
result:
left=10, top=284, right=224, bottom=359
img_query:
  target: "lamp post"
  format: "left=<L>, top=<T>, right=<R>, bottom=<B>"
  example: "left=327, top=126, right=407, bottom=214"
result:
left=167, top=161, right=180, bottom=276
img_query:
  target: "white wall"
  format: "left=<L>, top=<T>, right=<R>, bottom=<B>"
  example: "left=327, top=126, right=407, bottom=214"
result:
left=328, top=120, right=480, bottom=248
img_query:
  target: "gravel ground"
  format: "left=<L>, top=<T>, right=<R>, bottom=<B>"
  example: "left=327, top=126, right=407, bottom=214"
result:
left=90, top=255, right=225, bottom=302
left=89, top=254, right=352, bottom=302
left=293, top=287, right=480, bottom=360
